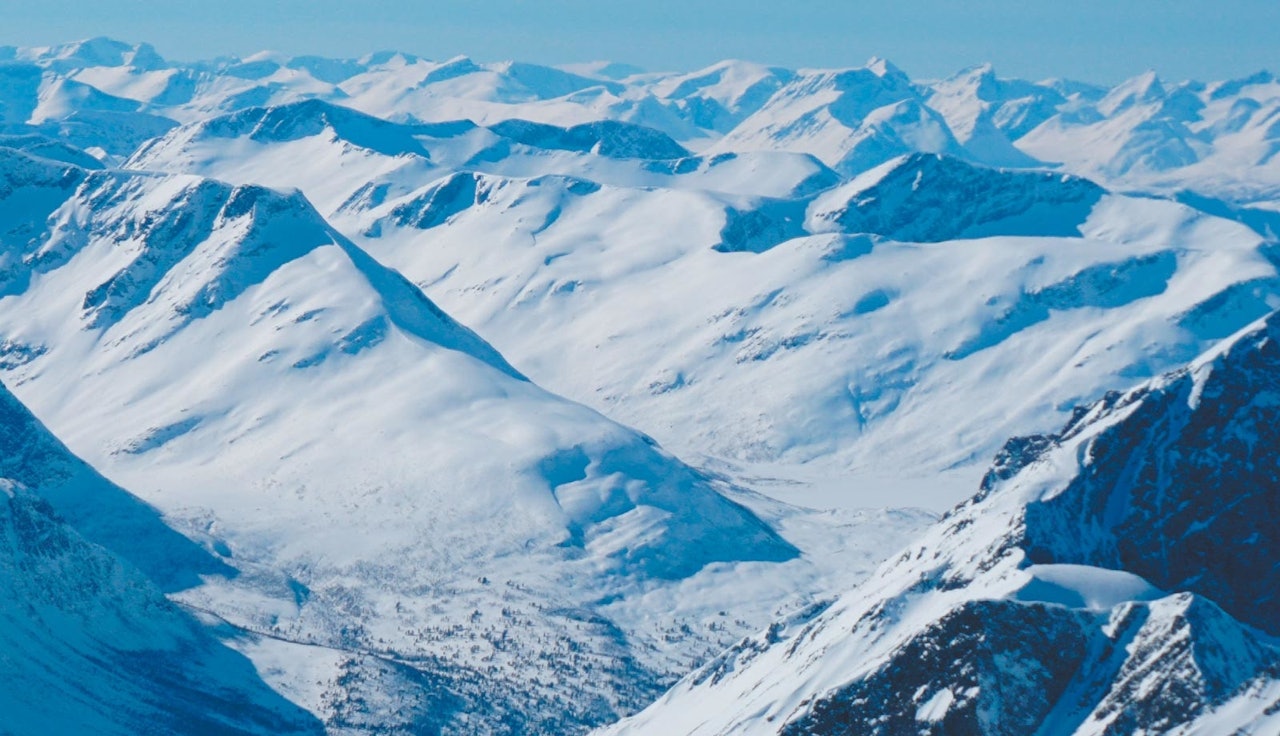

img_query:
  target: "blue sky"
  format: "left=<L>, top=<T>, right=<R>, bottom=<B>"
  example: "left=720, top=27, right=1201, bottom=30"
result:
left=2, top=0, right=1276, bottom=83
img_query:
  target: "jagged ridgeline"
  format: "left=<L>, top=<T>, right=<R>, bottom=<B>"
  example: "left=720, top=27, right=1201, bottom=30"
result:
left=606, top=311, right=1280, bottom=735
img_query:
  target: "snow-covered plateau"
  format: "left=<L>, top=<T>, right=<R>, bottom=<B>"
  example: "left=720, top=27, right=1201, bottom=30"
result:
left=1, top=36, right=1278, bottom=734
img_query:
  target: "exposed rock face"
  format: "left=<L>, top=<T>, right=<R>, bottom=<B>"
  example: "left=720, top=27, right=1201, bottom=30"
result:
left=1021, top=313, right=1280, bottom=634
left=604, top=311, right=1280, bottom=735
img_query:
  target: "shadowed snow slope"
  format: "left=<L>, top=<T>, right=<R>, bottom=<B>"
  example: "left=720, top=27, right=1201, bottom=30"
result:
left=0, top=370, right=231, bottom=592
left=1, top=483, right=323, bottom=736
left=0, top=148, right=831, bottom=733
left=602, top=310, right=1280, bottom=736
left=0, top=395, right=321, bottom=735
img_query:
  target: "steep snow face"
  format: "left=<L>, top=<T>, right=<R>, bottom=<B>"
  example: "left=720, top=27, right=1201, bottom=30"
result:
left=133, top=116, right=1280, bottom=509
left=602, top=310, right=1280, bottom=736
left=0, top=149, right=833, bottom=733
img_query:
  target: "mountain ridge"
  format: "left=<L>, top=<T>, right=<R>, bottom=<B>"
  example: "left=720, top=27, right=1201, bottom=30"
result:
left=602, top=309, right=1280, bottom=735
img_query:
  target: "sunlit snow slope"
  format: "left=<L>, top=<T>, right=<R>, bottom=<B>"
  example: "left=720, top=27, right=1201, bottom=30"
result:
left=0, top=146, right=875, bottom=733
left=130, top=103, right=1280, bottom=509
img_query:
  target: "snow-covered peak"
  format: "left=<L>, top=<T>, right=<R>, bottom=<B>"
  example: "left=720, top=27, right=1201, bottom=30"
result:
left=11, top=41, right=1280, bottom=198
left=15, top=37, right=166, bottom=72
left=557, top=61, right=649, bottom=81
left=863, top=55, right=908, bottom=81
left=711, top=64, right=965, bottom=175
left=356, top=49, right=425, bottom=68
left=647, top=60, right=794, bottom=133
left=8, top=38, right=1280, bottom=733
left=489, top=60, right=625, bottom=98
left=1098, top=70, right=1168, bottom=115
left=178, top=98, right=430, bottom=156
left=0, top=149, right=814, bottom=731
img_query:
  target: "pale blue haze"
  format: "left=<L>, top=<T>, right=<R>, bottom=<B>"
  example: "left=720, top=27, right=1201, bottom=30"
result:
left=2, top=1, right=1278, bottom=85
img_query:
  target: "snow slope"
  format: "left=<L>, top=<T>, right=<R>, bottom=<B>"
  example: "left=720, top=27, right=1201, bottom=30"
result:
left=602, top=309, right=1280, bottom=735
left=0, top=379, right=320, bottom=735
left=128, top=108, right=1280, bottom=509
left=0, top=146, right=913, bottom=733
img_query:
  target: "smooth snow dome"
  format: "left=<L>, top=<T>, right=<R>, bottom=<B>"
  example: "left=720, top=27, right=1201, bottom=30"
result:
left=2, top=36, right=1280, bottom=736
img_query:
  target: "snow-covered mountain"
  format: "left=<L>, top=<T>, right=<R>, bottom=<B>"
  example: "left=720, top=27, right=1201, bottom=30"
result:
left=127, top=100, right=1280, bottom=509
left=708, top=59, right=969, bottom=176
left=4, top=36, right=1280, bottom=734
left=0, top=144, right=939, bottom=733
left=8, top=38, right=1280, bottom=200
left=603, top=309, right=1280, bottom=735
